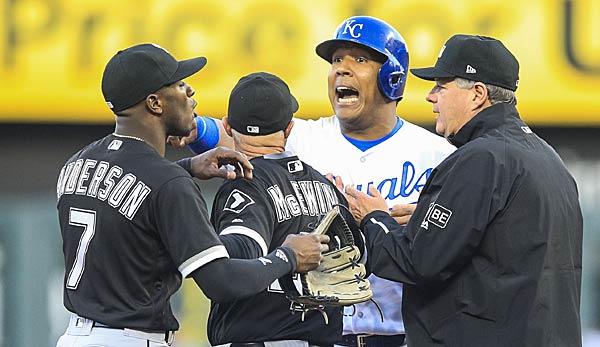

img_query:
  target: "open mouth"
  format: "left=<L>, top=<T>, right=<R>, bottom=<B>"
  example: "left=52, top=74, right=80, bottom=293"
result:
left=336, top=86, right=359, bottom=105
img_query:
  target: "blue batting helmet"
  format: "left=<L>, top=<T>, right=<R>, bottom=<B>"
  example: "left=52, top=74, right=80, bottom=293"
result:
left=316, top=16, right=409, bottom=101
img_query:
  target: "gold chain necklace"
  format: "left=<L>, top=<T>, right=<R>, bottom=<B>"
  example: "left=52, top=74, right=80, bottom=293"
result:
left=113, top=133, right=146, bottom=143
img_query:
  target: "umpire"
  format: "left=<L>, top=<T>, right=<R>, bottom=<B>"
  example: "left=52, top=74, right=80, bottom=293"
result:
left=345, top=35, right=583, bottom=346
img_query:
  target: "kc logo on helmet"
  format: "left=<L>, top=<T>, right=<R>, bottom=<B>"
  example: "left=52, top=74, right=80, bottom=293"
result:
left=420, top=203, right=452, bottom=230
left=342, top=20, right=364, bottom=38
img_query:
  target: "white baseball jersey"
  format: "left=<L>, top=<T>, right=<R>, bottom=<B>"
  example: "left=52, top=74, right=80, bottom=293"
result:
left=286, top=115, right=455, bottom=335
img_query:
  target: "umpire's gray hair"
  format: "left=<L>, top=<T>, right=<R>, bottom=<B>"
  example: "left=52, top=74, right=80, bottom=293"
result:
left=455, top=77, right=517, bottom=105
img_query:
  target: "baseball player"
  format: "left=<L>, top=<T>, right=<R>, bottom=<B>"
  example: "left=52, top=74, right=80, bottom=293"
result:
left=169, top=16, right=455, bottom=346
left=208, top=72, right=355, bottom=347
left=55, top=44, right=329, bottom=347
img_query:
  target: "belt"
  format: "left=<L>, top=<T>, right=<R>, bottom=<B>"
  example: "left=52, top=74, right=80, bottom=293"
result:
left=339, top=334, right=406, bottom=347
left=92, top=321, right=175, bottom=344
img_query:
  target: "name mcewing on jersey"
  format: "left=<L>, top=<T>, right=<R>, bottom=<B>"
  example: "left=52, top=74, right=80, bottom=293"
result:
left=266, top=180, right=339, bottom=222
left=56, top=158, right=151, bottom=220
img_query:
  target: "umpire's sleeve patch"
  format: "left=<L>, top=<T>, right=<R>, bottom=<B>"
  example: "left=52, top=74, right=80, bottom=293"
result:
left=224, top=189, right=255, bottom=213
left=420, top=203, right=452, bottom=230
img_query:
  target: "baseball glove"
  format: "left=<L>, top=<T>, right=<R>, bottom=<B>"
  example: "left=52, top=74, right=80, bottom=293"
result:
left=280, top=207, right=372, bottom=322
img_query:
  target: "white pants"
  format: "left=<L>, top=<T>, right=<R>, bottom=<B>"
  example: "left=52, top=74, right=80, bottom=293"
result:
left=214, top=341, right=311, bottom=347
left=56, top=314, right=174, bottom=347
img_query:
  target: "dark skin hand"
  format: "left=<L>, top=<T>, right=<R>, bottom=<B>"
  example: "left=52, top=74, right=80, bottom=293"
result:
left=282, top=233, right=330, bottom=273
left=168, top=128, right=198, bottom=149
left=189, top=147, right=254, bottom=180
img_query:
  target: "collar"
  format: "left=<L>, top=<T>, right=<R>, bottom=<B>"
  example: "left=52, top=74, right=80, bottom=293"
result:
left=263, top=151, right=296, bottom=160
left=448, top=103, right=521, bottom=147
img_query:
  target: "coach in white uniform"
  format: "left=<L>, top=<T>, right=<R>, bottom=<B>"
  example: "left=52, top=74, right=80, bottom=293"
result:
left=174, top=16, right=454, bottom=347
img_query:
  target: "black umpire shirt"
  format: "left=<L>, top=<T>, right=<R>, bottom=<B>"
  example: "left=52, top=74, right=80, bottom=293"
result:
left=56, top=134, right=228, bottom=332
left=361, top=103, right=583, bottom=346
left=208, top=152, right=346, bottom=346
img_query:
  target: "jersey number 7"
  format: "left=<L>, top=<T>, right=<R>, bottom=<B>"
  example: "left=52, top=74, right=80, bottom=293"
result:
left=66, top=208, right=97, bottom=290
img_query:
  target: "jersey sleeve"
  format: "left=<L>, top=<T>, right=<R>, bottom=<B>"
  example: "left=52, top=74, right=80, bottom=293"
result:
left=285, top=117, right=336, bottom=156
left=363, top=147, right=508, bottom=286
left=285, top=117, right=308, bottom=155
left=153, top=176, right=229, bottom=278
left=211, top=179, right=276, bottom=256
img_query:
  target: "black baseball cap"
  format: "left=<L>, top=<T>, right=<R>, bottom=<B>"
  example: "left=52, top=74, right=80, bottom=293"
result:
left=411, top=34, right=519, bottom=91
left=101, top=43, right=207, bottom=113
left=227, top=72, right=299, bottom=136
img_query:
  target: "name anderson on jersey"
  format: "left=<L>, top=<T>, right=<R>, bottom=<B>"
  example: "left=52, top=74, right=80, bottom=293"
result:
left=56, top=158, right=151, bottom=220
left=266, top=180, right=339, bottom=222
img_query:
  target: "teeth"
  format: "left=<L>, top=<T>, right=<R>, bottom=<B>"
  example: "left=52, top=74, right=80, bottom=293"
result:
left=338, top=97, right=359, bottom=104
left=336, top=86, right=357, bottom=92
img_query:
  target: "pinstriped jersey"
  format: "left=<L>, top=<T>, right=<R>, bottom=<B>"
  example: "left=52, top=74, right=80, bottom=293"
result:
left=286, top=116, right=455, bottom=335
left=208, top=152, right=345, bottom=345
left=56, top=134, right=228, bottom=332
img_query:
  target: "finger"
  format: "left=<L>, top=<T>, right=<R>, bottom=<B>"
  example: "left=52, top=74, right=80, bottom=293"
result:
left=211, top=167, right=236, bottom=180
left=368, top=185, right=382, bottom=198
left=225, top=169, right=237, bottom=181
left=216, top=148, right=254, bottom=174
left=346, top=185, right=370, bottom=201
left=318, top=234, right=331, bottom=244
left=393, top=216, right=411, bottom=225
left=320, top=243, right=329, bottom=253
left=166, top=136, right=179, bottom=147
left=325, top=173, right=335, bottom=184
left=242, top=165, right=253, bottom=180
left=334, top=175, right=345, bottom=190
left=390, top=203, right=416, bottom=217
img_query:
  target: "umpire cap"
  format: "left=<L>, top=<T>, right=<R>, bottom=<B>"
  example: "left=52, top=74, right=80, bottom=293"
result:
left=411, top=34, right=519, bottom=91
left=102, top=43, right=207, bottom=113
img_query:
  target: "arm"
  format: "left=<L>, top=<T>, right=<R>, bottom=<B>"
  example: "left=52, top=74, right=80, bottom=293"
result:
left=347, top=149, right=507, bottom=287
left=219, top=233, right=264, bottom=259
left=168, top=116, right=233, bottom=153
left=190, top=245, right=295, bottom=302
left=192, top=231, right=330, bottom=302
left=175, top=146, right=253, bottom=180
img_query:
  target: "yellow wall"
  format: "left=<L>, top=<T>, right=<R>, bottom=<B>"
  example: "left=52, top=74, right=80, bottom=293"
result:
left=0, top=0, right=598, bottom=125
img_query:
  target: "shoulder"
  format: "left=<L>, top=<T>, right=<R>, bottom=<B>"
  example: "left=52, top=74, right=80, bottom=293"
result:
left=291, top=115, right=339, bottom=133
left=61, top=136, right=109, bottom=165
left=398, top=119, right=456, bottom=154
left=451, top=140, right=502, bottom=166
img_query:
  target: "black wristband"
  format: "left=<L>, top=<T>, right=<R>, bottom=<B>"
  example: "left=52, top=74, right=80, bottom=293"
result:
left=175, top=157, right=192, bottom=174
left=277, top=246, right=297, bottom=273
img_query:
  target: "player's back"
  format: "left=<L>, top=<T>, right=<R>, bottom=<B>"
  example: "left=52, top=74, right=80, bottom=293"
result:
left=56, top=134, right=214, bottom=332
left=208, top=152, right=345, bottom=345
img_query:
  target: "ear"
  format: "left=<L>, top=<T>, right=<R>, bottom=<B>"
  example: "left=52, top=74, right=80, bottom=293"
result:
left=283, top=119, right=295, bottom=139
left=222, top=117, right=233, bottom=137
left=145, top=94, right=163, bottom=115
left=472, top=83, right=489, bottom=110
